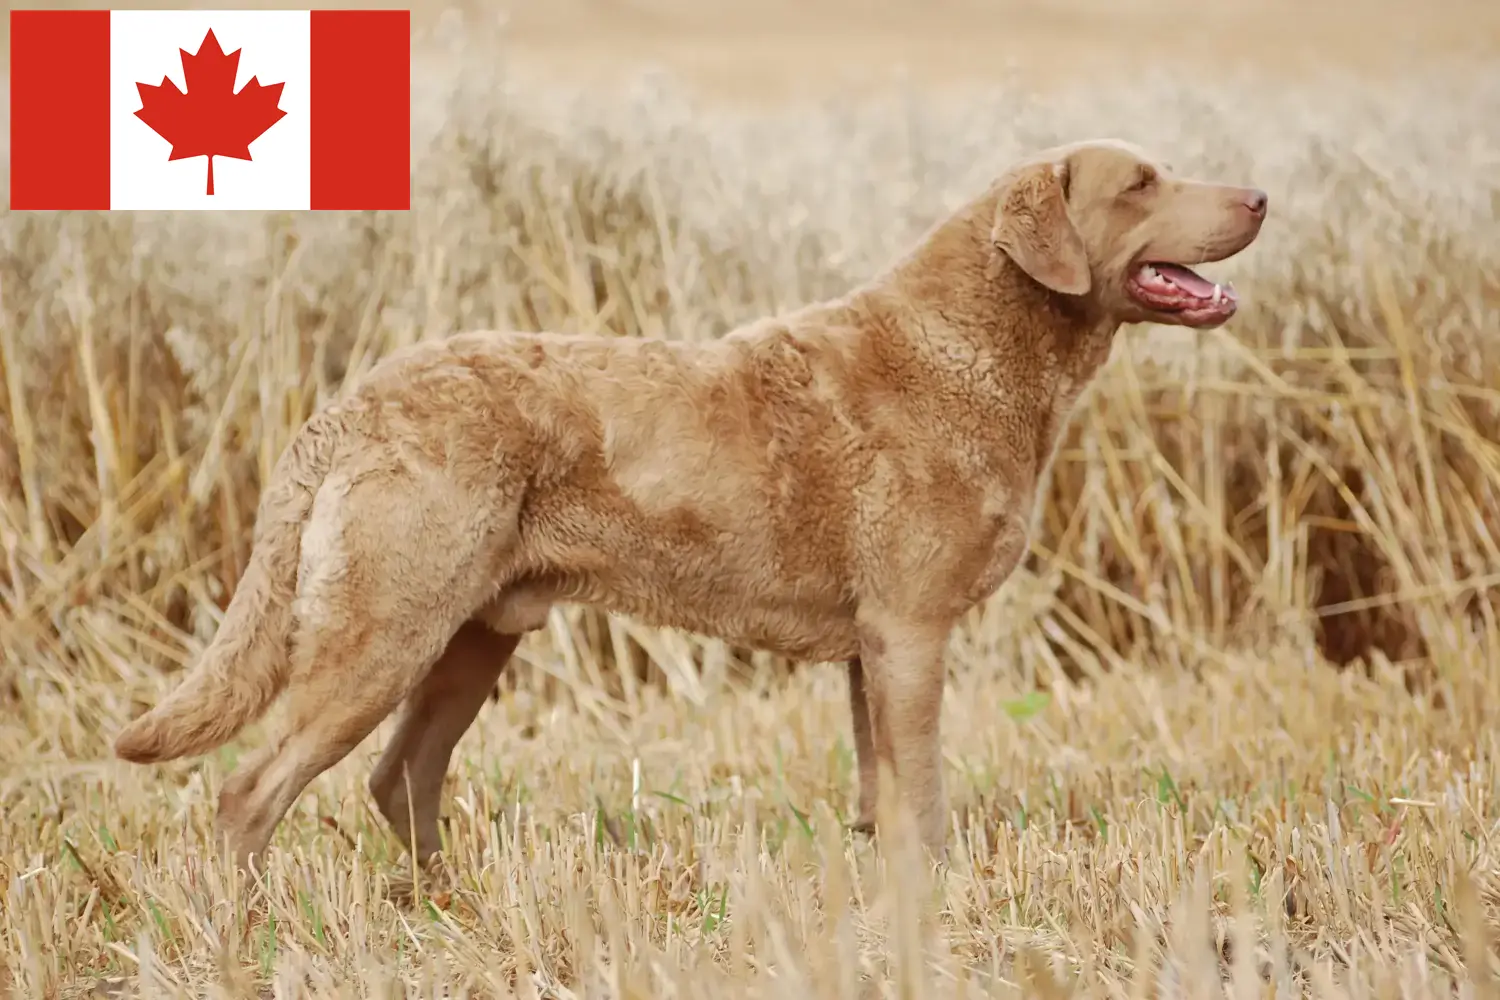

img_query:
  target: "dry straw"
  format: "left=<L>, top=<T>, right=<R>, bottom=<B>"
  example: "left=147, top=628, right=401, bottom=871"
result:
left=2, top=15, right=1499, bottom=998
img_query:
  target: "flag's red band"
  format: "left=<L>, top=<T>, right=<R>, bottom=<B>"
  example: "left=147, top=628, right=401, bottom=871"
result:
left=310, top=9, right=410, bottom=211
left=10, top=10, right=112, bottom=210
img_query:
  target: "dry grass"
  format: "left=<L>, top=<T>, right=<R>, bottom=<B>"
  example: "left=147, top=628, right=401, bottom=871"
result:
left=5, top=12, right=1500, bottom=998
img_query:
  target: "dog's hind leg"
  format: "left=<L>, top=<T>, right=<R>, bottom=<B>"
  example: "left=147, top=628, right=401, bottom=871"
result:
left=847, top=656, right=879, bottom=834
left=213, top=468, right=510, bottom=870
left=369, top=622, right=522, bottom=861
left=214, top=610, right=465, bottom=869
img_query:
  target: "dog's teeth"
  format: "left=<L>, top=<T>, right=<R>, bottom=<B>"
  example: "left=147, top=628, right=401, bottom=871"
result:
left=1212, top=283, right=1222, bottom=304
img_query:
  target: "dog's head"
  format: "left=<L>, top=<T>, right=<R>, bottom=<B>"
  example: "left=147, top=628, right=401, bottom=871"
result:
left=990, top=138, right=1266, bottom=329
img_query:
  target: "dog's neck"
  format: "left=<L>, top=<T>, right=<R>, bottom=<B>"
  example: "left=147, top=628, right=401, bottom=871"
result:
left=834, top=195, right=1123, bottom=493
left=859, top=196, right=1122, bottom=399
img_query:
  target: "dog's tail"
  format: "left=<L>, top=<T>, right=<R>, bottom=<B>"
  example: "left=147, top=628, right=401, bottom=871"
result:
left=114, top=416, right=343, bottom=764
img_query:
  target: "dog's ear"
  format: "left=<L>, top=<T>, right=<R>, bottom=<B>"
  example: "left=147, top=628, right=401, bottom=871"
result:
left=991, top=160, right=1091, bottom=296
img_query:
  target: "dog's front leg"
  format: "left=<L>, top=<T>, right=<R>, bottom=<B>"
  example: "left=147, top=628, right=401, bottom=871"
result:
left=856, top=614, right=952, bottom=853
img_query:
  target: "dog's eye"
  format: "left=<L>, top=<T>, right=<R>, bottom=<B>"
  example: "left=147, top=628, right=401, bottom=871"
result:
left=1128, top=170, right=1156, bottom=193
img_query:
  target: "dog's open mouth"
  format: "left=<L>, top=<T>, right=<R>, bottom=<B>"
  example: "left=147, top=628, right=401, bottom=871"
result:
left=1126, top=262, right=1238, bottom=327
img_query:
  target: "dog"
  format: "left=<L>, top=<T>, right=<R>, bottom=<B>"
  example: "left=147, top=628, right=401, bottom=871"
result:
left=113, top=138, right=1267, bottom=868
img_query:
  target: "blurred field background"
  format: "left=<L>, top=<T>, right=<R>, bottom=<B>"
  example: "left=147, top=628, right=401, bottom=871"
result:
left=4, top=0, right=1500, bottom=996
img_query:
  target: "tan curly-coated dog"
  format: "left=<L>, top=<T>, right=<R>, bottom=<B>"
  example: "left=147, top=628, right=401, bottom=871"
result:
left=114, top=138, right=1267, bottom=868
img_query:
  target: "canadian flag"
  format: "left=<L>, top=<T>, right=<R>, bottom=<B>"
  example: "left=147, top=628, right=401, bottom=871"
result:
left=9, top=8, right=410, bottom=210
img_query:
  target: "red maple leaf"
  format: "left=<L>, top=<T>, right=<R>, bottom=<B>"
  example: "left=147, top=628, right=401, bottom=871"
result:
left=134, top=29, right=287, bottom=196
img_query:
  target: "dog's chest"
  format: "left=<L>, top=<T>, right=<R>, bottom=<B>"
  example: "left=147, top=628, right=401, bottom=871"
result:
left=960, top=376, right=1093, bottom=607
left=961, top=491, right=1033, bottom=607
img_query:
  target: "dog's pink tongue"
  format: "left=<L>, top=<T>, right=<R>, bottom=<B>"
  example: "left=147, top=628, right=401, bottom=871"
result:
left=1155, top=263, right=1216, bottom=298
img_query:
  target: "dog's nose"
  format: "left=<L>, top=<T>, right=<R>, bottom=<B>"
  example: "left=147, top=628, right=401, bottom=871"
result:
left=1243, top=189, right=1268, bottom=217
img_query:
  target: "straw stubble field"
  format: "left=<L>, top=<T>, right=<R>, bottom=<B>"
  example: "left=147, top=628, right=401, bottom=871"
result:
left=3, top=3, right=1500, bottom=997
